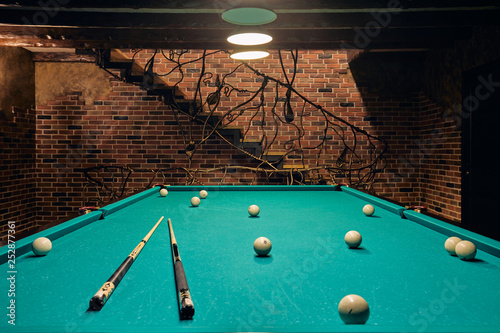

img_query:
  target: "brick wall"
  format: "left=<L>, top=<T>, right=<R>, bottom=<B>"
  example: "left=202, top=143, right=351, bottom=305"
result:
left=33, top=79, right=277, bottom=224
left=363, top=93, right=422, bottom=203
left=417, top=94, right=461, bottom=221
left=2, top=48, right=464, bottom=241
left=122, top=49, right=426, bottom=198
left=0, top=107, right=38, bottom=238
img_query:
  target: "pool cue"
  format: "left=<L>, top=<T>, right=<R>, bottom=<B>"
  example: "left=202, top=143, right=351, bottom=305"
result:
left=168, top=218, right=195, bottom=319
left=89, top=216, right=164, bottom=311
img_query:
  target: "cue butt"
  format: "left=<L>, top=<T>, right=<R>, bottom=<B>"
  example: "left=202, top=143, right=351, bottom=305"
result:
left=89, top=256, right=134, bottom=310
left=169, top=219, right=195, bottom=319
left=174, top=250, right=195, bottom=319
left=88, top=216, right=164, bottom=311
left=89, top=281, right=116, bottom=310
left=180, top=291, right=195, bottom=319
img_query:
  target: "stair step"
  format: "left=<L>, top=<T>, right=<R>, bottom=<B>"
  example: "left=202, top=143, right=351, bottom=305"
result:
left=107, top=50, right=144, bottom=74
left=105, top=49, right=186, bottom=99
left=147, top=86, right=185, bottom=100
left=196, top=112, right=219, bottom=125
left=283, top=164, right=309, bottom=169
left=98, top=48, right=291, bottom=172
left=219, top=127, right=242, bottom=142
left=122, top=71, right=170, bottom=87
left=109, top=49, right=131, bottom=62
left=240, top=138, right=261, bottom=144
left=102, top=49, right=134, bottom=69
left=263, top=152, right=284, bottom=160
left=222, top=125, right=245, bottom=131
left=122, top=72, right=144, bottom=83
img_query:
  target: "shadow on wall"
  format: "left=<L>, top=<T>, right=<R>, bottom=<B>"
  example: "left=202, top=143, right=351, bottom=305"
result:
left=0, top=47, right=35, bottom=120
left=349, top=51, right=426, bottom=99
left=35, top=62, right=113, bottom=107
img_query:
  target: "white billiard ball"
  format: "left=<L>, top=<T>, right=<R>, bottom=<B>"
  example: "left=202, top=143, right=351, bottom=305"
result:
left=191, top=197, right=201, bottom=207
left=253, top=237, right=272, bottom=256
left=248, top=205, right=260, bottom=217
left=344, top=231, right=362, bottom=248
left=338, top=294, right=370, bottom=324
left=159, top=188, right=168, bottom=197
left=444, top=236, right=462, bottom=255
left=455, top=240, right=477, bottom=260
left=32, top=237, right=52, bottom=256
left=363, top=204, right=375, bottom=216
left=199, top=190, right=208, bottom=199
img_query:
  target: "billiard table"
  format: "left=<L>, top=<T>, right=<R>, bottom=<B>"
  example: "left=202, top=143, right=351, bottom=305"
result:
left=2, top=185, right=500, bottom=333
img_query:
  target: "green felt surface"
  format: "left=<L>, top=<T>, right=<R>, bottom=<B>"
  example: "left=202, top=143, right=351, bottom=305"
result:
left=2, top=186, right=500, bottom=333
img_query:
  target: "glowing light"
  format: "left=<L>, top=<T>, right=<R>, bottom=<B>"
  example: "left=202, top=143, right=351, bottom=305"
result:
left=230, top=49, right=270, bottom=60
left=227, top=32, right=273, bottom=46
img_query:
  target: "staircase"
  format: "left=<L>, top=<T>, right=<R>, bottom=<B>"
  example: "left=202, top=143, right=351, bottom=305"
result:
left=96, top=49, right=315, bottom=172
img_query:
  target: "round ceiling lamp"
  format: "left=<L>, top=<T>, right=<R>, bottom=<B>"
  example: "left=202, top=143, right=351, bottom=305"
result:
left=230, top=47, right=270, bottom=60
left=227, top=29, right=273, bottom=46
left=222, top=7, right=277, bottom=26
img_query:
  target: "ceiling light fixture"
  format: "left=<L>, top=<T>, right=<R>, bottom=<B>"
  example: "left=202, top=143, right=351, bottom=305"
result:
left=227, top=26, right=273, bottom=46
left=223, top=6, right=276, bottom=60
left=230, top=47, right=270, bottom=60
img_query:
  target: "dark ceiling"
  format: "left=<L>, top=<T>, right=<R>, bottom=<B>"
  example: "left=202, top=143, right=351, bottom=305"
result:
left=0, top=0, right=499, bottom=51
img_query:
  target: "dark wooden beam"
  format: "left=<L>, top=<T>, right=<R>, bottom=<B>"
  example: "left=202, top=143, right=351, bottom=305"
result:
left=0, top=25, right=465, bottom=49
left=2, top=9, right=499, bottom=29
left=0, top=0, right=497, bottom=51
left=0, top=26, right=472, bottom=42
left=1, top=0, right=499, bottom=10
left=0, top=39, right=455, bottom=51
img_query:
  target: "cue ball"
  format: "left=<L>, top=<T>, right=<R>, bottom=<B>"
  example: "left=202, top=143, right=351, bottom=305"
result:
left=191, top=196, right=201, bottom=207
left=444, top=236, right=462, bottom=255
left=455, top=240, right=477, bottom=260
left=159, top=188, right=168, bottom=197
left=344, top=230, right=362, bottom=248
left=32, top=237, right=52, bottom=256
left=253, top=237, right=272, bottom=256
left=362, top=204, right=375, bottom=216
left=338, top=294, right=370, bottom=325
left=199, top=190, right=208, bottom=199
left=248, top=205, right=260, bottom=217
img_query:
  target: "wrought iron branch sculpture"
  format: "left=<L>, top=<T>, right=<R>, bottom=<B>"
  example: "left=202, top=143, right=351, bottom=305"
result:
left=86, top=49, right=387, bottom=207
